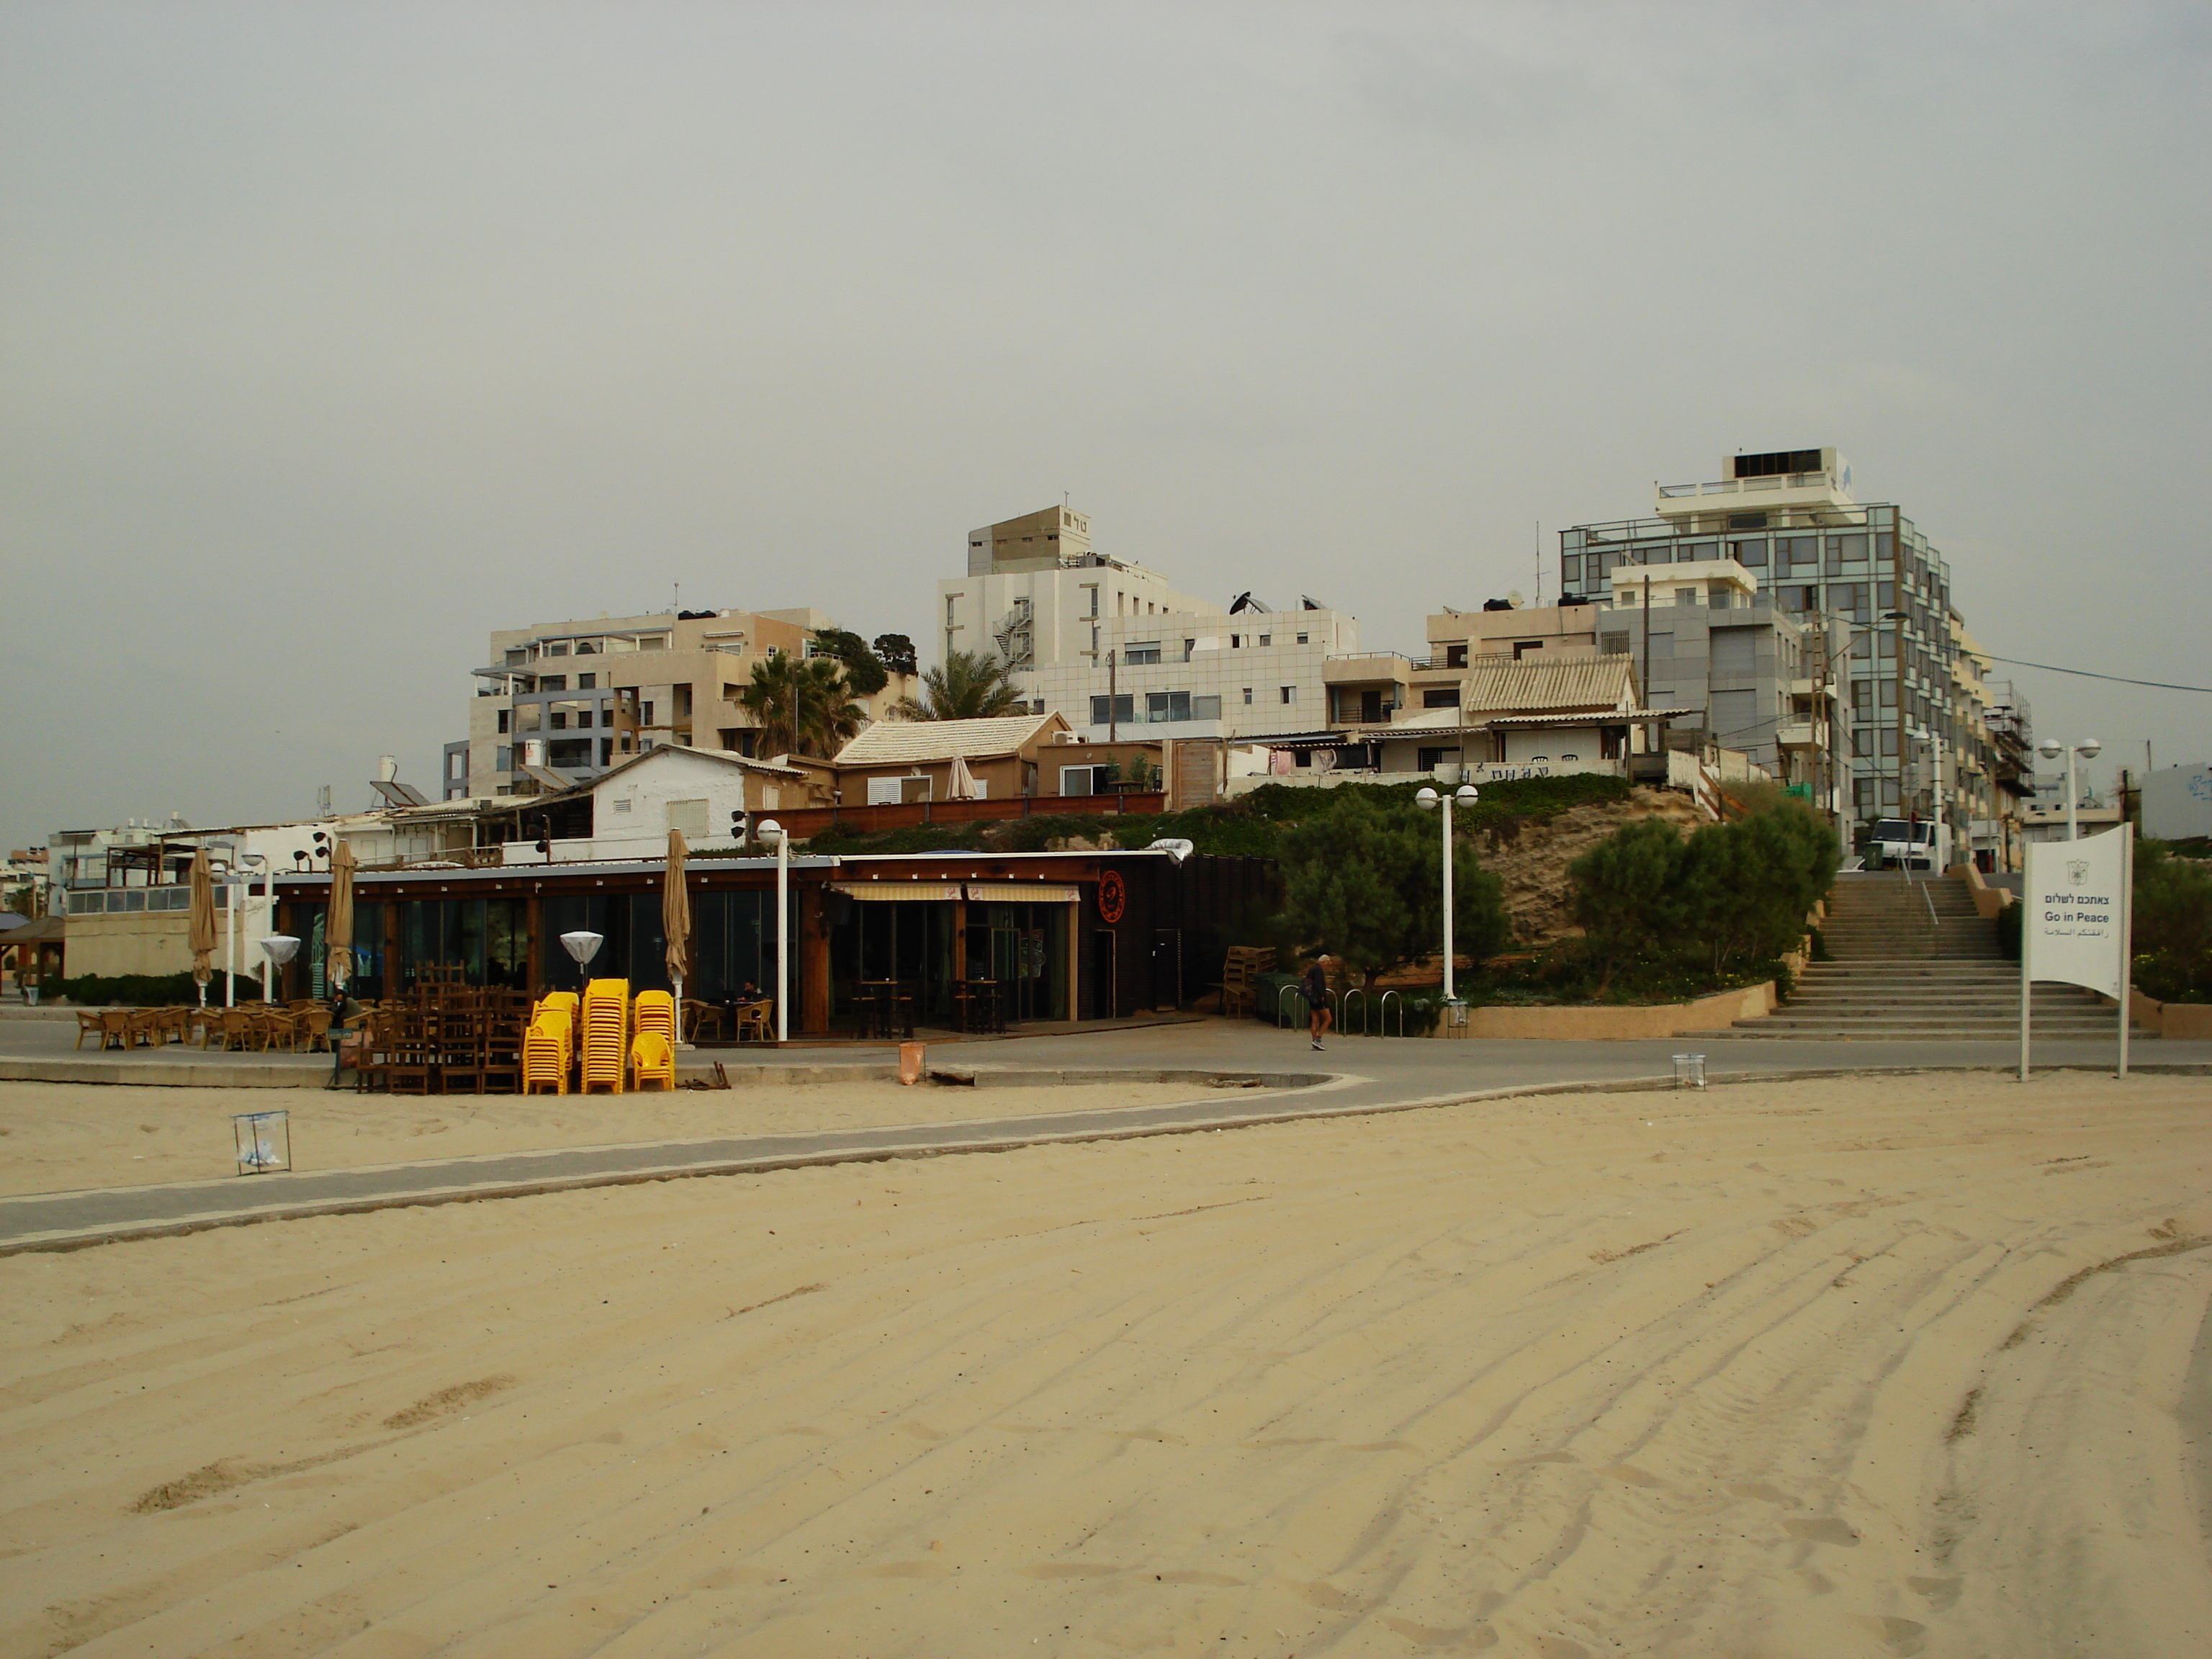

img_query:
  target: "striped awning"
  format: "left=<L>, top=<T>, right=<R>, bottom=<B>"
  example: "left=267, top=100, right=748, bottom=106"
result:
left=830, top=883, right=962, bottom=902
left=966, top=884, right=1081, bottom=904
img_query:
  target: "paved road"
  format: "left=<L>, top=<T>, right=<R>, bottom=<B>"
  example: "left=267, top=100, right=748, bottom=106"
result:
left=2, top=1016, right=2201, bottom=1254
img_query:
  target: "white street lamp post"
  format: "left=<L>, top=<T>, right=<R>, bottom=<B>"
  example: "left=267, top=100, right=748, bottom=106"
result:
left=2036, top=738, right=2101, bottom=841
left=756, top=819, right=790, bottom=1043
left=1416, top=783, right=1479, bottom=1006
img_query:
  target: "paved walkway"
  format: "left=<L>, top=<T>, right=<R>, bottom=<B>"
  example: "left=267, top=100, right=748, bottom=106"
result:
left=3, top=1017, right=2203, bottom=1255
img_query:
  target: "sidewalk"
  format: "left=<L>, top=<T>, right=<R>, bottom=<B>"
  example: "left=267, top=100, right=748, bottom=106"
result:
left=2, top=1017, right=2203, bottom=1253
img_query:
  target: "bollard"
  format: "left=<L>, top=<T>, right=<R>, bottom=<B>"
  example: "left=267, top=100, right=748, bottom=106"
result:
left=898, top=1040, right=927, bottom=1086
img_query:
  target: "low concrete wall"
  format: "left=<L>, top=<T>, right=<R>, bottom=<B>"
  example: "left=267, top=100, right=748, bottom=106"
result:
left=61, top=913, right=193, bottom=978
left=1435, top=981, right=1775, bottom=1040
left=1948, top=863, right=2013, bottom=919
left=2129, top=989, right=2212, bottom=1040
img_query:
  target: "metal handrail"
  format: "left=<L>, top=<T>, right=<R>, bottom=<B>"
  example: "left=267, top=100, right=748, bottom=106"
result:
left=1377, top=990, right=1404, bottom=1039
left=1277, top=984, right=1305, bottom=1029
left=1340, top=987, right=1366, bottom=1034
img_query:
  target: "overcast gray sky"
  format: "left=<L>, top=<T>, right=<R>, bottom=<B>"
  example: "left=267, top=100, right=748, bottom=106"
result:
left=4, top=1, right=2206, bottom=851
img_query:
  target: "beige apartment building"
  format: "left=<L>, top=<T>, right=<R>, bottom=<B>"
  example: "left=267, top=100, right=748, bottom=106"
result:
left=445, top=607, right=913, bottom=799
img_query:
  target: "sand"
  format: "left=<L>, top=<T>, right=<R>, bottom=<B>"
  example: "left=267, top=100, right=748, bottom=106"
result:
left=1, top=1069, right=2208, bottom=1658
left=0, top=1078, right=1219, bottom=1196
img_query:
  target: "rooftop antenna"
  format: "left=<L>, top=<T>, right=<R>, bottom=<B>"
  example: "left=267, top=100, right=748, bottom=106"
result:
left=673, top=581, right=680, bottom=614
left=1534, top=520, right=1542, bottom=608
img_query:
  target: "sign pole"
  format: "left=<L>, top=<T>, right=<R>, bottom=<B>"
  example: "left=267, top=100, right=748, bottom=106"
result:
left=2118, top=824, right=2133, bottom=1079
left=2018, top=886, right=2031, bottom=1082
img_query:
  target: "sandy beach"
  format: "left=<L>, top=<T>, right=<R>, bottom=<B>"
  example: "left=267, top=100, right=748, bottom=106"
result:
left=1, top=1069, right=2208, bottom=1658
left=0, top=1077, right=1223, bottom=1196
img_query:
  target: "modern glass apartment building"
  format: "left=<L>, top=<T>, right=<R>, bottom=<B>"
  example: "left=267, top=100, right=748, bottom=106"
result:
left=1560, top=449, right=1972, bottom=842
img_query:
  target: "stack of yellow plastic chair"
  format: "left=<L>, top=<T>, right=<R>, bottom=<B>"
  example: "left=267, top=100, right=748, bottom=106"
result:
left=579, top=978, right=630, bottom=1094
left=633, top=990, right=675, bottom=1051
left=521, top=1011, right=570, bottom=1094
left=534, top=991, right=580, bottom=1047
left=630, top=1029, right=675, bottom=1092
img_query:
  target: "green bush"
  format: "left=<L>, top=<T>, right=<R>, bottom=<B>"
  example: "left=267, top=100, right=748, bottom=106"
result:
left=2136, top=840, right=2212, bottom=1002
left=1550, top=801, right=1836, bottom=1002
left=1274, top=791, right=1508, bottom=989
left=1995, top=900, right=2023, bottom=961
left=56, top=971, right=266, bottom=1007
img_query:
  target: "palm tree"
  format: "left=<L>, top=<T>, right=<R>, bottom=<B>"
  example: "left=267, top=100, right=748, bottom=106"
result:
left=890, top=648, right=1027, bottom=721
left=738, top=652, right=866, bottom=757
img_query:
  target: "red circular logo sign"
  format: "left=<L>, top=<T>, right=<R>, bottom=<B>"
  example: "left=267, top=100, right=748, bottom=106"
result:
left=1097, top=870, right=1127, bottom=924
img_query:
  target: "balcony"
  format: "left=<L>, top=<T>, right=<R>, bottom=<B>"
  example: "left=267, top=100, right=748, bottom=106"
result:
left=1657, top=470, right=1842, bottom=500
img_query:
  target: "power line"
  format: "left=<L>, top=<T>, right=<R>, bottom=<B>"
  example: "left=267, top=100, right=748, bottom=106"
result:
left=1973, top=655, right=2212, bottom=694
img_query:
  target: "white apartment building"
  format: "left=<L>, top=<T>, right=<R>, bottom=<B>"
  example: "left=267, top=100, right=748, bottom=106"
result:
left=938, top=505, right=1361, bottom=742
left=446, top=606, right=912, bottom=799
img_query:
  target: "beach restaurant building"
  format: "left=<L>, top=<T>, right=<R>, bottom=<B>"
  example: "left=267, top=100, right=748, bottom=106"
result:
left=269, top=845, right=1273, bottom=1033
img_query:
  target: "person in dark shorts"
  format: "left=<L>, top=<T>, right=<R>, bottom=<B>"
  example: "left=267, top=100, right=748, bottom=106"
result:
left=1303, top=955, right=1334, bottom=1051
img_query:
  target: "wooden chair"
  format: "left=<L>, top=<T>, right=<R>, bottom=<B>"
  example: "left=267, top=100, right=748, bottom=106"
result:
left=296, top=1008, right=333, bottom=1053
left=732, top=999, right=773, bottom=1043
left=1220, top=945, right=1277, bottom=1020
left=682, top=999, right=725, bottom=1042
left=219, top=1010, right=256, bottom=1051
left=99, top=1010, right=133, bottom=1050
left=384, top=1010, right=437, bottom=1095
left=74, top=1012, right=104, bottom=1050
left=482, top=1012, right=524, bottom=1094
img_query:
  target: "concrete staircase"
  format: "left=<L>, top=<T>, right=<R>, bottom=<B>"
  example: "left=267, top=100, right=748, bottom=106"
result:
left=1718, top=871, right=2141, bottom=1040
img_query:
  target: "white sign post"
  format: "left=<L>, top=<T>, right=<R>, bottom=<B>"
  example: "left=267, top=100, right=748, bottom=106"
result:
left=2019, top=824, right=2134, bottom=1080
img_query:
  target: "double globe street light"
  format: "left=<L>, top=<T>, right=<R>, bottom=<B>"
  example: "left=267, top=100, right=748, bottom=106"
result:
left=1416, top=782, right=1479, bottom=1021
left=2036, top=737, right=2102, bottom=841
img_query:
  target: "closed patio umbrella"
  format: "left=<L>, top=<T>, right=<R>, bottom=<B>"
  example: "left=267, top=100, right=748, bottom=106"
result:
left=948, top=752, right=981, bottom=801
left=188, top=848, right=217, bottom=1005
left=664, top=828, right=692, bottom=1038
left=326, top=840, right=356, bottom=992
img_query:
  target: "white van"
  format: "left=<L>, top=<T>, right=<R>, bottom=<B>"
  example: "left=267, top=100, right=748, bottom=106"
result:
left=1867, top=817, right=1943, bottom=871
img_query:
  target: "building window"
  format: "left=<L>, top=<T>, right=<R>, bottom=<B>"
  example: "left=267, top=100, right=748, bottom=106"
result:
left=496, top=709, right=510, bottom=734
left=1089, top=693, right=1136, bottom=726
left=1259, top=634, right=1272, bottom=647
left=1730, top=538, right=1768, bottom=567
left=1512, top=640, right=1543, bottom=659
left=539, top=675, right=566, bottom=691
left=1084, top=585, right=1099, bottom=617
left=1279, top=685, right=1296, bottom=704
left=495, top=746, right=512, bottom=772
left=1562, top=554, right=1583, bottom=586
left=1444, top=644, right=1468, bottom=667
left=946, top=596, right=958, bottom=626
left=1601, top=631, right=1630, bottom=655
left=1242, top=687, right=1253, bottom=704
left=1125, top=642, right=1162, bottom=665
left=1423, top=688, right=1462, bottom=707
left=545, top=642, right=569, bottom=657
left=578, top=673, right=595, bottom=689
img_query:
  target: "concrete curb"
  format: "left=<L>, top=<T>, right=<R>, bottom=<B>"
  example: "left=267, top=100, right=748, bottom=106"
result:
left=4, top=1060, right=2200, bottom=1257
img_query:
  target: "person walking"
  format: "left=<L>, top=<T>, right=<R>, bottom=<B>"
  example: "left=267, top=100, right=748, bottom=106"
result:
left=1302, top=954, right=1334, bottom=1051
